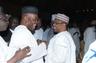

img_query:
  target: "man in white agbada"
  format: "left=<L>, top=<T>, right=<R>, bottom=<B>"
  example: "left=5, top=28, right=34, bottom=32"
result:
left=45, top=13, right=76, bottom=63
left=84, top=20, right=96, bottom=54
left=0, top=7, right=31, bottom=63
left=82, top=40, right=96, bottom=63
left=9, top=6, right=47, bottom=63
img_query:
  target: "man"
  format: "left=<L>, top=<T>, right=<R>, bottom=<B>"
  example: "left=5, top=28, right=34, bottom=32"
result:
left=45, top=13, right=76, bottom=63
left=9, top=6, right=47, bottom=63
left=68, top=21, right=81, bottom=59
left=84, top=20, right=96, bottom=54
left=0, top=8, right=31, bottom=63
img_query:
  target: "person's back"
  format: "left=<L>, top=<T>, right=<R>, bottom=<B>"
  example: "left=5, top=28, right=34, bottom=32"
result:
left=84, top=26, right=96, bottom=54
left=84, top=20, right=96, bottom=54
left=68, top=27, right=80, bottom=58
left=9, top=25, right=46, bottom=63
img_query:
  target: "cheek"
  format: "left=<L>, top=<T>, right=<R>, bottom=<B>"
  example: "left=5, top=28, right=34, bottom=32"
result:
left=0, top=23, right=8, bottom=31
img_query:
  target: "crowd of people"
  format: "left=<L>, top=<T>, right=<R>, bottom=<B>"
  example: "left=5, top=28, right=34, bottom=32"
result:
left=0, top=5, right=96, bottom=63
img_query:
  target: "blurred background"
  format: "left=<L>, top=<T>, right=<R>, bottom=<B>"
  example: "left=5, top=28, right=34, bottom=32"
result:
left=0, top=0, right=96, bottom=35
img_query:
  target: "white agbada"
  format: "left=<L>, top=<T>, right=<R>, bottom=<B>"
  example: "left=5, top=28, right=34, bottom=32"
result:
left=84, top=26, right=96, bottom=54
left=0, top=36, right=16, bottom=63
left=0, top=36, right=8, bottom=63
left=82, top=40, right=96, bottom=63
left=33, top=28, right=43, bottom=40
left=68, top=27, right=80, bottom=58
left=9, top=25, right=47, bottom=63
left=45, top=31, right=76, bottom=63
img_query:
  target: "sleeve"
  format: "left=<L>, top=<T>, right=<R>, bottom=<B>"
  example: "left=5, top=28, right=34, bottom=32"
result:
left=22, top=43, right=47, bottom=62
left=9, top=29, right=47, bottom=63
left=47, top=37, right=69, bottom=63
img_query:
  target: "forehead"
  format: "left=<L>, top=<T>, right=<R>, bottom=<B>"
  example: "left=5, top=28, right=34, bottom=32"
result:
left=25, top=13, right=38, bottom=18
left=53, top=19, right=63, bottom=22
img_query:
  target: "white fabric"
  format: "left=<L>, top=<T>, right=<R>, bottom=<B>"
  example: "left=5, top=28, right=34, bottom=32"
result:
left=0, top=36, right=7, bottom=63
left=82, top=40, right=96, bottom=63
left=33, top=28, right=43, bottom=40
left=9, top=25, right=47, bottom=63
left=45, top=31, right=76, bottom=63
left=68, top=27, right=80, bottom=58
left=84, top=26, right=96, bottom=54
left=0, top=36, right=22, bottom=63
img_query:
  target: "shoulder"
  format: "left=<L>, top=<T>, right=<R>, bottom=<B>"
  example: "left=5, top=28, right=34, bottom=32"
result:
left=89, top=40, right=96, bottom=50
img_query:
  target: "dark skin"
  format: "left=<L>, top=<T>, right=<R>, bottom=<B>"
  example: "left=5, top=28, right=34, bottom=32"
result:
left=7, top=46, right=31, bottom=63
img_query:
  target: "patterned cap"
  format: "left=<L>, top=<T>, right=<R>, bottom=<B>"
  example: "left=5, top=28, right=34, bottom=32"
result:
left=53, top=13, right=69, bottom=24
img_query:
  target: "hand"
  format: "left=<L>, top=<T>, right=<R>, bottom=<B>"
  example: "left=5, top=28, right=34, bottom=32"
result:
left=37, top=39, right=43, bottom=45
left=7, top=46, right=31, bottom=63
left=14, top=46, right=31, bottom=61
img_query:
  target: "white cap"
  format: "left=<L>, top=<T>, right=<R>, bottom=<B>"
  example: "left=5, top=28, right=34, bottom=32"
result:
left=52, top=13, right=69, bottom=24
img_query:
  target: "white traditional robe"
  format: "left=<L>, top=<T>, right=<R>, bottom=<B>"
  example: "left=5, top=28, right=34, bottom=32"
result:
left=0, top=36, right=8, bottom=63
left=45, top=31, right=76, bottom=63
left=9, top=25, right=47, bottom=63
left=84, top=26, right=96, bottom=54
left=0, top=36, right=16, bottom=63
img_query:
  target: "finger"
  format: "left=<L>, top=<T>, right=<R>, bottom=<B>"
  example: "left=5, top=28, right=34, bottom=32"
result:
left=26, top=48, right=31, bottom=53
left=25, top=54, right=32, bottom=57
left=23, top=46, right=30, bottom=52
left=23, top=46, right=30, bottom=50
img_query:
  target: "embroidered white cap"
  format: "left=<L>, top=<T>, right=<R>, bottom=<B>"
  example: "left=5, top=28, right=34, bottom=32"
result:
left=54, top=13, right=69, bottom=24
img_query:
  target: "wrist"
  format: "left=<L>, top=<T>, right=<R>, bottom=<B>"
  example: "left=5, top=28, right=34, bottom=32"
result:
left=7, top=55, right=17, bottom=63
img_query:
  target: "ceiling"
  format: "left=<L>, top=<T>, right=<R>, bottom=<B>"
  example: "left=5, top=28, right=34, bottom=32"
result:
left=0, top=0, right=96, bottom=19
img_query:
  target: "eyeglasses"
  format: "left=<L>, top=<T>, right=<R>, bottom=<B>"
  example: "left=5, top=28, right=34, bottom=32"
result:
left=51, top=21, right=65, bottom=25
left=0, top=15, right=9, bottom=22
